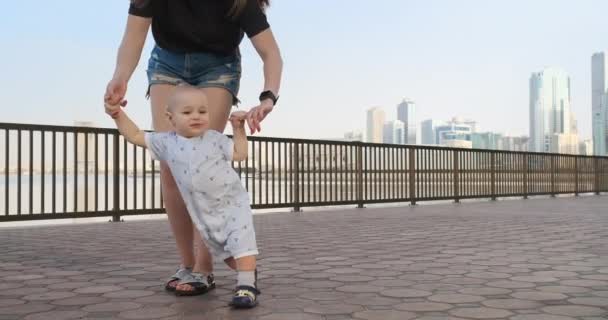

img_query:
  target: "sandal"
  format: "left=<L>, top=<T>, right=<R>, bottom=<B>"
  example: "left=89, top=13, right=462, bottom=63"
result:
left=230, top=285, right=260, bottom=308
left=164, top=267, right=192, bottom=292
left=175, top=272, right=216, bottom=296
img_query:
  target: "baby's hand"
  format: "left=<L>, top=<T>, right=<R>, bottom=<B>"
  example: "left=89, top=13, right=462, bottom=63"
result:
left=104, top=100, right=127, bottom=119
left=229, top=111, right=247, bottom=129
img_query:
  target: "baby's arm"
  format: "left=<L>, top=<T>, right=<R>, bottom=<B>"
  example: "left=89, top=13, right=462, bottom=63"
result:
left=105, top=103, right=146, bottom=148
left=229, top=111, right=248, bottom=161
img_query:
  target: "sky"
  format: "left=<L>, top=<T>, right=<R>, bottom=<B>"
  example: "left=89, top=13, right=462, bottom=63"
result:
left=1, top=0, right=607, bottom=140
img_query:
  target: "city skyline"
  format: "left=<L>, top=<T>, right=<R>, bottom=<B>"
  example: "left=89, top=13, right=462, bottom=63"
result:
left=353, top=50, right=608, bottom=156
left=1, top=1, right=606, bottom=142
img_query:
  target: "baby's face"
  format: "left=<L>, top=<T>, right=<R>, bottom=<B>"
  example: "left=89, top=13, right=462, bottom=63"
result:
left=167, top=90, right=210, bottom=138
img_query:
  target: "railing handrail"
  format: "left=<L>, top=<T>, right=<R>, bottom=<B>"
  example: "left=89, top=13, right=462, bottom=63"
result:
left=1, top=122, right=607, bottom=222
left=2, top=122, right=606, bottom=158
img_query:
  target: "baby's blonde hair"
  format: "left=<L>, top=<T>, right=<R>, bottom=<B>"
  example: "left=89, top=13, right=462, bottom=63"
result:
left=166, top=85, right=208, bottom=113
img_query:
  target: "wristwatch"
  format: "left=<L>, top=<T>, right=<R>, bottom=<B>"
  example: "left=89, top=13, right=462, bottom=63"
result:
left=259, top=90, right=279, bottom=106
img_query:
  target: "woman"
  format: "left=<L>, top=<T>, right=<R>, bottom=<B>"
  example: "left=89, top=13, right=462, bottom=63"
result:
left=104, top=0, right=282, bottom=296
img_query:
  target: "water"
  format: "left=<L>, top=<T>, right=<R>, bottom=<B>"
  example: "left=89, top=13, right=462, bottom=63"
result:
left=1, top=173, right=160, bottom=216
left=1, top=171, right=598, bottom=224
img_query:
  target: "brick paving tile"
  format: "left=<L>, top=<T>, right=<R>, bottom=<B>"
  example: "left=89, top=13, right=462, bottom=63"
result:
left=0, top=196, right=607, bottom=319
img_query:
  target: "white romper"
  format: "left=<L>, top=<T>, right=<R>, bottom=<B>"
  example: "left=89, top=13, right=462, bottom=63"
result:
left=145, top=130, right=258, bottom=260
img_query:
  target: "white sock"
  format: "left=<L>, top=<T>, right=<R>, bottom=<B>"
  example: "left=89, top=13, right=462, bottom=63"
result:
left=237, top=271, right=256, bottom=288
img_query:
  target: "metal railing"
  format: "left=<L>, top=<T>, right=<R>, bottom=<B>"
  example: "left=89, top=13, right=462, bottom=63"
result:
left=1, top=122, right=607, bottom=221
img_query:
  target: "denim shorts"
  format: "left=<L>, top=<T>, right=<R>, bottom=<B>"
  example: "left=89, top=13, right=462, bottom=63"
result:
left=146, top=45, right=242, bottom=105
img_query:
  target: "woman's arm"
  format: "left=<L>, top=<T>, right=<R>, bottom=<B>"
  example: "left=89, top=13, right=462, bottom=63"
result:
left=105, top=15, right=151, bottom=105
left=246, top=28, right=283, bottom=134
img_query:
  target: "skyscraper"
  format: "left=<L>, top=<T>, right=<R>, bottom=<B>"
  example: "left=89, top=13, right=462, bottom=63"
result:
left=592, top=52, right=608, bottom=155
left=366, top=107, right=385, bottom=143
left=434, top=117, right=473, bottom=149
left=383, top=120, right=404, bottom=144
left=551, top=133, right=579, bottom=155
left=529, top=68, right=573, bottom=153
left=472, top=132, right=502, bottom=150
left=420, top=119, right=438, bottom=145
left=396, top=99, right=416, bottom=144
left=511, top=136, right=529, bottom=152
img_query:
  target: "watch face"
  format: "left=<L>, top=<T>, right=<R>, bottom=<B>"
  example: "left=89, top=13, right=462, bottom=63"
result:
left=260, top=91, right=277, bottom=105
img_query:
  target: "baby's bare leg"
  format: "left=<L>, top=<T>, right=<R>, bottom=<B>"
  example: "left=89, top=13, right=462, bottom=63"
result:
left=236, top=256, right=256, bottom=272
left=224, top=257, right=237, bottom=270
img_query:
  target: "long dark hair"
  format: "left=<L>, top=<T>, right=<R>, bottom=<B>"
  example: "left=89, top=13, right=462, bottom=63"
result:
left=130, top=0, right=150, bottom=8
left=130, top=0, right=270, bottom=17
left=229, top=0, right=270, bottom=18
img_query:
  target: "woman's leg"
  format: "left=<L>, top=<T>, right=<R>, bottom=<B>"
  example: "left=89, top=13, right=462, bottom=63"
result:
left=200, top=87, right=233, bottom=132
left=149, top=84, right=213, bottom=291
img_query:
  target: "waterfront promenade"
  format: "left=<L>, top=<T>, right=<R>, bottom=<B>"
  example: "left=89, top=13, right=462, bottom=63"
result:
left=1, top=196, right=607, bottom=319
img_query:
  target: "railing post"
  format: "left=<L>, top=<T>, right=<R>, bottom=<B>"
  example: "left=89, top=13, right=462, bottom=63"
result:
left=595, top=157, right=600, bottom=195
left=112, top=133, right=121, bottom=222
left=491, top=152, right=496, bottom=201
left=550, top=155, right=556, bottom=197
left=356, top=142, right=364, bottom=208
left=409, top=147, right=416, bottom=205
left=454, top=150, right=460, bottom=203
left=293, top=142, right=301, bottom=212
left=523, top=153, right=528, bottom=199
left=574, top=156, right=579, bottom=196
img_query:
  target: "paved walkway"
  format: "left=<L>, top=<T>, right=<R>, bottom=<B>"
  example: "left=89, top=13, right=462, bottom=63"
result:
left=1, top=196, right=608, bottom=320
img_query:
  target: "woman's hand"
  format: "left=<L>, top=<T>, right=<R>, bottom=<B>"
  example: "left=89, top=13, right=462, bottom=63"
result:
left=104, top=77, right=128, bottom=106
left=246, top=99, right=274, bottom=134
